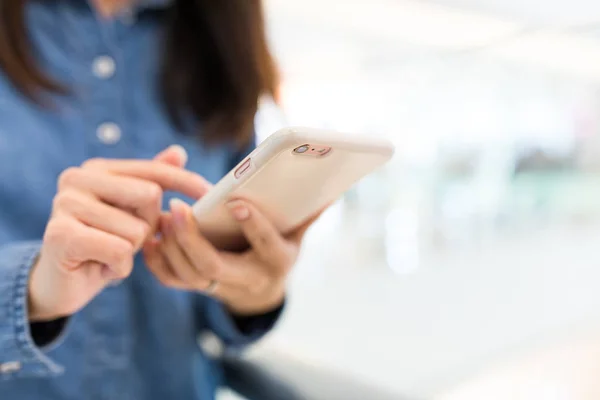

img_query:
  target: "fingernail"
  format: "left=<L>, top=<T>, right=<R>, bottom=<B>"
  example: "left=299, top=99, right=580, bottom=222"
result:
left=168, top=144, right=188, bottom=166
left=170, top=198, right=188, bottom=228
left=227, top=201, right=250, bottom=221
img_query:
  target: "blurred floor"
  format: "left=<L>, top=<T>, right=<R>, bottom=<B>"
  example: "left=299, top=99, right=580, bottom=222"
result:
left=438, top=327, right=600, bottom=399
left=240, top=209, right=600, bottom=399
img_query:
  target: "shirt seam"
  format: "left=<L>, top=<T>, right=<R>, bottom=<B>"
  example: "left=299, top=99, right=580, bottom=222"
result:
left=11, top=247, right=64, bottom=376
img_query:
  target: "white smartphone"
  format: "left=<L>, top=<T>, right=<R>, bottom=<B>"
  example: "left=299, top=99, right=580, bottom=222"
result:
left=192, top=127, right=395, bottom=250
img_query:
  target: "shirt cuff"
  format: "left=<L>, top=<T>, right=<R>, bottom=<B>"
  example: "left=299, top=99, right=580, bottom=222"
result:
left=31, top=317, right=70, bottom=349
left=231, top=304, right=285, bottom=335
left=204, top=297, right=284, bottom=349
left=0, top=241, right=65, bottom=379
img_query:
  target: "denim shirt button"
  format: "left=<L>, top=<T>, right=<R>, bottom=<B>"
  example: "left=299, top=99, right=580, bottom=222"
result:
left=199, top=332, right=223, bottom=358
left=0, top=361, right=21, bottom=374
left=97, top=123, right=122, bottom=145
left=92, top=55, right=116, bottom=79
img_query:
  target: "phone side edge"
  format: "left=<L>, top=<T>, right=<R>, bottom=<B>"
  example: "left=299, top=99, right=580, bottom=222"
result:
left=191, top=132, right=296, bottom=219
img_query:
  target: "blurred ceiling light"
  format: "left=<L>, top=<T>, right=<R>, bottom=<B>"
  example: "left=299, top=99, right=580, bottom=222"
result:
left=266, top=0, right=523, bottom=49
left=484, top=32, right=600, bottom=81
left=426, top=0, right=600, bottom=26
left=278, top=48, right=363, bottom=80
left=266, top=0, right=600, bottom=83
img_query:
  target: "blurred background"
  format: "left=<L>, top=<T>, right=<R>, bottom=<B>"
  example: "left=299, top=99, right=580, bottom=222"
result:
left=223, top=0, right=600, bottom=399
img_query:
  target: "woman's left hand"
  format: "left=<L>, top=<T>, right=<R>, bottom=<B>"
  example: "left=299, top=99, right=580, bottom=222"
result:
left=143, top=198, right=320, bottom=316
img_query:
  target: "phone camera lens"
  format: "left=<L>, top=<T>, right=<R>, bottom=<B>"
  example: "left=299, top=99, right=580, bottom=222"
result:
left=294, top=145, right=309, bottom=154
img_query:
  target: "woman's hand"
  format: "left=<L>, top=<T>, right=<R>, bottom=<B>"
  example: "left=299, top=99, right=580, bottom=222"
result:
left=143, top=199, right=321, bottom=316
left=28, top=147, right=210, bottom=322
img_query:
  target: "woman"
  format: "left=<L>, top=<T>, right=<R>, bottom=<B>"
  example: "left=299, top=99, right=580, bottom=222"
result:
left=0, top=0, right=315, bottom=398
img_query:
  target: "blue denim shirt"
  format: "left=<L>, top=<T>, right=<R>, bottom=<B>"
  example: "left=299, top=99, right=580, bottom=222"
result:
left=0, top=1, right=279, bottom=399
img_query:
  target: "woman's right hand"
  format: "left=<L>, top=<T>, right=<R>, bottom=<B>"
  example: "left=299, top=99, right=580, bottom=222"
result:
left=28, top=147, right=209, bottom=322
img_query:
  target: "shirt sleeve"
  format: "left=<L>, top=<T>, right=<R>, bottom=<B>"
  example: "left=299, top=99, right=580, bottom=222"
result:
left=0, top=241, right=66, bottom=379
left=202, top=296, right=284, bottom=349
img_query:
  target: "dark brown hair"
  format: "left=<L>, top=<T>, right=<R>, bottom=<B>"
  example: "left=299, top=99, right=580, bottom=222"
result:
left=0, top=0, right=278, bottom=146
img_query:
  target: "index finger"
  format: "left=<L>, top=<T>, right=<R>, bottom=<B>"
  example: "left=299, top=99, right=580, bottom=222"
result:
left=83, top=158, right=212, bottom=199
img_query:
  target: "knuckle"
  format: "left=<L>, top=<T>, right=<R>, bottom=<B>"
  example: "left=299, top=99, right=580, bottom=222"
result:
left=57, top=167, right=82, bottom=189
left=132, top=221, right=151, bottom=246
left=81, top=157, right=106, bottom=170
left=67, top=227, right=89, bottom=247
left=143, top=182, right=163, bottom=204
left=201, top=258, right=221, bottom=277
left=61, top=228, right=89, bottom=261
left=43, top=217, right=71, bottom=245
left=138, top=221, right=152, bottom=239
left=52, top=190, right=80, bottom=212
left=114, top=261, right=134, bottom=279
left=109, top=241, right=134, bottom=265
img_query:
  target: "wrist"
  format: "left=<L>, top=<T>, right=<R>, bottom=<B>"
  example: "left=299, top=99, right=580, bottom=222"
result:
left=27, top=254, right=45, bottom=321
left=225, top=287, right=285, bottom=317
left=27, top=255, right=64, bottom=322
left=28, top=298, right=64, bottom=323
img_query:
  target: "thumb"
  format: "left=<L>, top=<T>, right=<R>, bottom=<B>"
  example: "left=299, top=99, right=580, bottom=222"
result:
left=154, top=145, right=188, bottom=167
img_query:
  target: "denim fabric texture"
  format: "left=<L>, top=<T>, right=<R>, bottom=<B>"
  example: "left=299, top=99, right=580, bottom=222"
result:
left=0, top=1, right=279, bottom=399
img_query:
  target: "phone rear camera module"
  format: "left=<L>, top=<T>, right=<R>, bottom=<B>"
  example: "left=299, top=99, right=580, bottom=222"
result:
left=294, top=145, right=309, bottom=154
